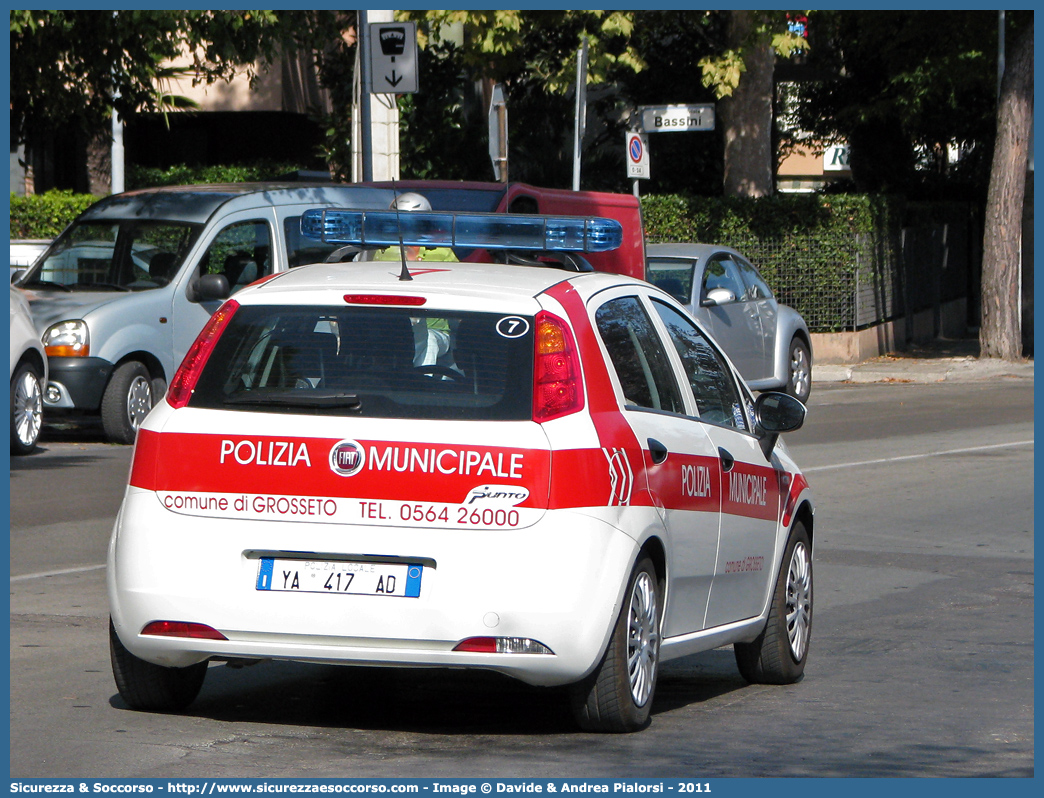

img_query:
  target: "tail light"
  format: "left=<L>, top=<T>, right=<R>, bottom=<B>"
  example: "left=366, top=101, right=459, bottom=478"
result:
left=533, top=310, right=584, bottom=422
left=140, top=621, right=227, bottom=640
left=453, top=637, right=553, bottom=655
left=167, top=299, right=239, bottom=409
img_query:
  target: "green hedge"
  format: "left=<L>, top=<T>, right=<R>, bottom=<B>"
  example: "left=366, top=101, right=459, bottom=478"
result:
left=641, top=192, right=904, bottom=246
left=9, top=185, right=951, bottom=333
left=9, top=162, right=314, bottom=239
left=127, top=161, right=313, bottom=189
left=641, top=194, right=907, bottom=332
left=9, top=190, right=97, bottom=239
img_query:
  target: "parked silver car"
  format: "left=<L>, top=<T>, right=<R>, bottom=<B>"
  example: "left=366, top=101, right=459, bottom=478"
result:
left=646, top=243, right=812, bottom=402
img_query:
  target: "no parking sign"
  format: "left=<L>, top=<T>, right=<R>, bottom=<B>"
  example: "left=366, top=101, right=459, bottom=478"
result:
left=626, top=131, right=649, bottom=180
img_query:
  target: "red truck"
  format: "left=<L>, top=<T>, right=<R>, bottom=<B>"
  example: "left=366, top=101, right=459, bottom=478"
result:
left=369, top=180, right=646, bottom=280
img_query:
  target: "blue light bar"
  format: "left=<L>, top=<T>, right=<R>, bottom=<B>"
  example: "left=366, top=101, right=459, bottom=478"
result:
left=300, top=210, right=623, bottom=253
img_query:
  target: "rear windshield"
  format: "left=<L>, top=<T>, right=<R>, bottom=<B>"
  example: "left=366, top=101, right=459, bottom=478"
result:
left=190, top=305, right=535, bottom=420
left=646, top=258, right=694, bottom=304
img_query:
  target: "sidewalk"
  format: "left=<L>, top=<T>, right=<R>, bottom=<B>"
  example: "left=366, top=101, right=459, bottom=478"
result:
left=813, top=339, right=1035, bottom=385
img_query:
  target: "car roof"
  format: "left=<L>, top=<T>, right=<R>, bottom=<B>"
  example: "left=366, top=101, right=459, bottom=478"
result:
left=237, top=260, right=640, bottom=308
left=74, top=182, right=526, bottom=226
left=647, top=243, right=739, bottom=261
left=77, top=183, right=406, bottom=225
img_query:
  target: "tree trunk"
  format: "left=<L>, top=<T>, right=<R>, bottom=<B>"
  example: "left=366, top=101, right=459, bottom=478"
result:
left=980, top=21, right=1033, bottom=359
left=721, top=10, right=774, bottom=197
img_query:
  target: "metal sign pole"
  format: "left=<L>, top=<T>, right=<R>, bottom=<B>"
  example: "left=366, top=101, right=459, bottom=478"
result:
left=358, top=9, right=373, bottom=182
left=572, top=37, right=588, bottom=192
left=498, top=103, right=509, bottom=183
left=111, top=91, right=124, bottom=194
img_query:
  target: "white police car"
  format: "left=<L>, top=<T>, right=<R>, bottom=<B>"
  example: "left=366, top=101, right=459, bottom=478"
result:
left=107, top=209, right=814, bottom=732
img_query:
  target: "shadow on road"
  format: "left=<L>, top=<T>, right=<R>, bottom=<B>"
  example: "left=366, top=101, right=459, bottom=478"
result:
left=105, top=650, right=751, bottom=735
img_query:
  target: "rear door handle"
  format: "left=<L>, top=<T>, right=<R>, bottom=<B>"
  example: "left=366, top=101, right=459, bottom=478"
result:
left=648, top=438, right=669, bottom=465
left=718, top=447, right=735, bottom=472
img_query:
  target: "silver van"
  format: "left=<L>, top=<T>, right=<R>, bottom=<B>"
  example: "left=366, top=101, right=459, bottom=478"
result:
left=16, top=182, right=514, bottom=443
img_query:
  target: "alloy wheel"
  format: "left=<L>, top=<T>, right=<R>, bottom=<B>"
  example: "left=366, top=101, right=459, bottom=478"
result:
left=790, top=345, right=810, bottom=400
left=626, top=571, right=660, bottom=707
left=13, top=370, right=42, bottom=448
left=785, top=541, right=812, bottom=661
left=126, top=375, right=153, bottom=428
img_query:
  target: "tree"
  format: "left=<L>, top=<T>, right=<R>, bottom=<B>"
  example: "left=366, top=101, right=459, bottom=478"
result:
left=397, top=41, right=490, bottom=182
left=697, top=11, right=808, bottom=197
left=401, top=10, right=805, bottom=194
left=788, top=11, right=999, bottom=198
left=9, top=10, right=341, bottom=183
left=980, top=20, right=1033, bottom=359
left=396, top=10, right=645, bottom=187
left=401, top=11, right=643, bottom=92
left=614, top=12, right=725, bottom=195
left=719, top=11, right=774, bottom=197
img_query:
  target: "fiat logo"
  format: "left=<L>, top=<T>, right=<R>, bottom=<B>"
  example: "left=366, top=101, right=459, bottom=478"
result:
left=329, top=440, right=365, bottom=477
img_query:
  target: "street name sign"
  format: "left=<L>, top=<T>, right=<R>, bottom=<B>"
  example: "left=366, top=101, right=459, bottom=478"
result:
left=488, top=84, right=508, bottom=182
left=640, top=104, right=715, bottom=132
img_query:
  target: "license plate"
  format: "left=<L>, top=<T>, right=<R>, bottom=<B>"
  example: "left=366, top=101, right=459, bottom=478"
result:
left=256, top=558, right=422, bottom=598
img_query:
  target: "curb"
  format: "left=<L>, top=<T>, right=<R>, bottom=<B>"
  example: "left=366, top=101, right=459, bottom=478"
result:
left=813, top=358, right=1034, bottom=385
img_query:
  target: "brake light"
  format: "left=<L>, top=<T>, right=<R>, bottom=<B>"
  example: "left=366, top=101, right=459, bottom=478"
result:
left=167, top=299, right=239, bottom=409
left=343, top=294, right=426, bottom=306
left=453, top=637, right=553, bottom=655
left=533, top=310, right=584, bottom=422
left=140, top=621, right=227, bottom=640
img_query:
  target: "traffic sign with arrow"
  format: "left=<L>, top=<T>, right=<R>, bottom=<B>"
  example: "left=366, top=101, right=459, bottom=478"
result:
left=369, top=22, right=418, bottom=95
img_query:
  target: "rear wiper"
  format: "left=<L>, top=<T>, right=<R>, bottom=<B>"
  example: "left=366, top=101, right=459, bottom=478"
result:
left=223, top=391, right=362, bottom=410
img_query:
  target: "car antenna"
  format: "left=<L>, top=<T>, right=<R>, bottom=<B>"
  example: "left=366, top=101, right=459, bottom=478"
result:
left=393, top=193, right=413, bottom=282
left=501, top=181, right=513, bottom=265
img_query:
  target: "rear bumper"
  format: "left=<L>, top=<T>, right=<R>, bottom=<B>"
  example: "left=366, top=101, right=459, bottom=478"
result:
left=108, top=488, right=641, bottom=687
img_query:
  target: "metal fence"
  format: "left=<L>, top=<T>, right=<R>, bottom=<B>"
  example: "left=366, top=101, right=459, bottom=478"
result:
left=712, top=207, right=973, bottom=334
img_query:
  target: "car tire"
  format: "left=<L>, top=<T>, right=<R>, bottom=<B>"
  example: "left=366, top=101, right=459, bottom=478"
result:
left=734, top=521, right=813, bottom=684
left=10, top=361, right=43, bottom=455
left=570, top=555, right=661, bottom=732
left=786, top=338, right=812, bottom=403
left=109, top=618, right=208, bottom=711
left=101, top=361, right=154, bottom=445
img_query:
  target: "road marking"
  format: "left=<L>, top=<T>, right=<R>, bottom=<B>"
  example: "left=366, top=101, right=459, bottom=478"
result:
left=803, top=439, right=1034, bottom=474
left=10, top=563, right=106, bottom=583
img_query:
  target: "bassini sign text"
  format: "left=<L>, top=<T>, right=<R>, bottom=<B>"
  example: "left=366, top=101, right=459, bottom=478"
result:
left=640, top=104, right=715, bottom=133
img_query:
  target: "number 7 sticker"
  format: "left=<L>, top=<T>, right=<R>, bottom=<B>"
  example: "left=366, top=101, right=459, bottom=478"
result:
left=496, top=316, right=530, bottom=338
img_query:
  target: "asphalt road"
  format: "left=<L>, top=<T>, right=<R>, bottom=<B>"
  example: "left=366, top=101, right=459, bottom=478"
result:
left=8, top=381, right=1034, bottom=778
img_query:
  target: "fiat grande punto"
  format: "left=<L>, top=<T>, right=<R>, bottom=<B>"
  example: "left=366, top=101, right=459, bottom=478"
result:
left=108, top=208, right=814, bottom=732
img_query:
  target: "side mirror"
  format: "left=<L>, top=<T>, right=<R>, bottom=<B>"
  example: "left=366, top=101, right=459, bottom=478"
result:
left=701, top=287, right=735, bottom=307
left=11, top=268, right=26, bottom=284
left=192, top=273, right=230, bottom=303
left=754, top=391, right=806, bottom=458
